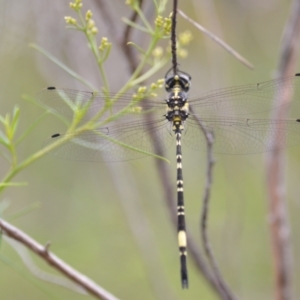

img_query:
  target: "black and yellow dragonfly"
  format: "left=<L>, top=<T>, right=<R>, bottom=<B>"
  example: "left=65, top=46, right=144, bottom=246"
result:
left=37, top=71, right=300, bottom=288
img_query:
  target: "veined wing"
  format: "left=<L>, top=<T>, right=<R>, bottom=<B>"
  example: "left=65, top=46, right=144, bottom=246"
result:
left=36, top=87, right=166, bottom=121
left=183, top=115, right=300, bottom=154
left=188, top=74, right=300, bottom=117
left=42, top=118, right=174, bottom=162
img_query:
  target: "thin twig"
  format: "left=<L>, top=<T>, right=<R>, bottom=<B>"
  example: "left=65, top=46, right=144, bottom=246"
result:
left=0, top=219, right=120, bottom=300
left=190, top=109, right=239, bottom=300
left=171, top=0, right=178, bottom=74
left=178, top=9, right=253, bottom=70
left=266, top=0, right=300, bottom=299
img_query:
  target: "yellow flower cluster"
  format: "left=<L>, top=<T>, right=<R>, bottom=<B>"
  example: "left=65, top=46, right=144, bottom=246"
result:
left=133, top=79, right=164, bottom=100
left=87, top=19, right=98, bottom=35
left=69, top=0, right=82, bottom=11
left=85, top=10, right=92, bottom=21
left=155, top=15, right=172, bottom=36
left=99, top=37, right=111, bottom=52
left=133, top=86, right=147, bottom=101
left=148, top=78, right=164, bottom=97
left=155, top=16, right=163, bottom=28
left=64, top=16, right=77, bottom=25
left=151, top=78, right=165, bottom=90
left=163, top=16, right=172, bottom=35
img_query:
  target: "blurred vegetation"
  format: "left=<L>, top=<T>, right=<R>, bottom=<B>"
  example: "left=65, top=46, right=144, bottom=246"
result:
left=0, top=0, right=299, bottom=300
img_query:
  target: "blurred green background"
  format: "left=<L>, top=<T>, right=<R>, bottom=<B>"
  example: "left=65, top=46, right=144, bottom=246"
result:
left=0, top=0, right=300, bottom=299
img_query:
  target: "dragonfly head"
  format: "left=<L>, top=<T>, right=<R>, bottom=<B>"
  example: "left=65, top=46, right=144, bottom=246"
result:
left=165, top=71, right=191, bottom=93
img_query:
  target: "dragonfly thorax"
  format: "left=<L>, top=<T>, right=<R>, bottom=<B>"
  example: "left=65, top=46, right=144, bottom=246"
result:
left=164, top=72, right=191, bottom=131
left=165, top=90, right=189, bottom=131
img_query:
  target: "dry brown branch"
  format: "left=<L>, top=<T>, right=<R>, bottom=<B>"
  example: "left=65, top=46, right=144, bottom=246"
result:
left=266, top=1, right=300, bottom=299
left=0, top=218, right=120, bottom=300
left=178, top=9, right=253, bottom=70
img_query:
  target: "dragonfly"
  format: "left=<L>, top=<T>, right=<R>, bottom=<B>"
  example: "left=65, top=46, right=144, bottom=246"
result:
left=37, top=71, right=300, bottom=289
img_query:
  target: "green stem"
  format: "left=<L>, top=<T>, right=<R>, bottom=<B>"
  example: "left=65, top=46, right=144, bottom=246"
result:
left=84, top=32, right=110, bottom=93
left=79, top=10, right=110, bottom=93
left=0, top=6, right=172, bottom=196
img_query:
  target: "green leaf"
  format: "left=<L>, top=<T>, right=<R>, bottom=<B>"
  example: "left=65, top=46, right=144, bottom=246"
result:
left=122, top=17, right=149, bottom=33
left=127, top=42, right=147, bottom=55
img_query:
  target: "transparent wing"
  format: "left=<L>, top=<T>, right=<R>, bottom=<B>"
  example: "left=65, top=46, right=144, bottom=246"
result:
left=36, top=75, right=300, bottom=120
left=42, top=118, right=174, bottom=162
left=188, top=75, right=300, bottom=116
left=183, top=115, right=300, bottom=154
left=36, top=87, right=166, bottom=120
left=37, top=74, right=300, bottom=160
